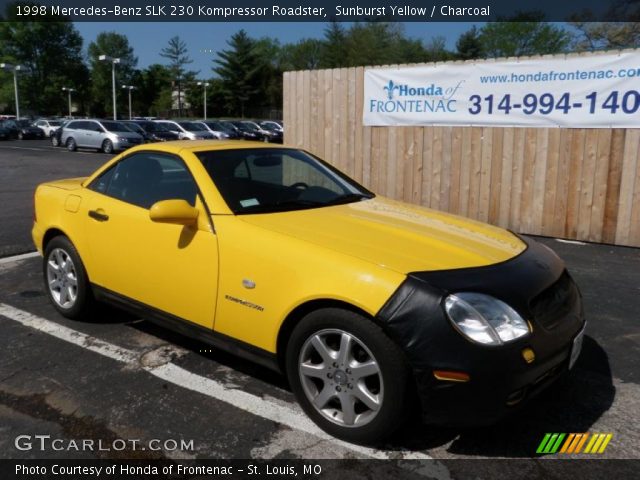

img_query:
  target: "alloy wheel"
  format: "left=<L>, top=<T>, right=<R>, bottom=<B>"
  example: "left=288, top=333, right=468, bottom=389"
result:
left=298, top=328, right=383, bottom=428
left=46, top=248, right=78, bottom=309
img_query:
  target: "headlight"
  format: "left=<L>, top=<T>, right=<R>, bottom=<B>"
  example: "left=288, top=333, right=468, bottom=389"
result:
left=117, top=137, right=128, bottom=142
left=444, top=293, right=530, bottom=346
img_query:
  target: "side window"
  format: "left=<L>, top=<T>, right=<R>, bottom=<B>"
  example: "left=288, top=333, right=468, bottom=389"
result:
left=103, top=153, right=198, bottom=209
left=88, top=166, right=116, bottom=194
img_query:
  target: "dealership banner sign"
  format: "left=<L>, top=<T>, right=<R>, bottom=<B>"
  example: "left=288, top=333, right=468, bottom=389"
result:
left=363, top=52, right=640, bottom=128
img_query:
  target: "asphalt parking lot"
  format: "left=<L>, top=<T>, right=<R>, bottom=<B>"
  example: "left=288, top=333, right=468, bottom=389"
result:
left=0, top=139, right=638, bottom=477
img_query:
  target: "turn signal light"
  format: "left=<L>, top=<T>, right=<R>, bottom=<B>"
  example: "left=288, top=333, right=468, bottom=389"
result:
left=433, top=370, right=470, bottom=382
left=522, top=347, right=536, bottom=364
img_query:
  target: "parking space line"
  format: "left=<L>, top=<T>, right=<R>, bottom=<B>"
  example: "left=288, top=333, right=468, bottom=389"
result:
left=0, top=251, right=40, bottom=264
left=0, top=145, right=96, bottom=155
left=0, top=302, right=441, bottom=466
left=0, top=145, right=53, bottom=151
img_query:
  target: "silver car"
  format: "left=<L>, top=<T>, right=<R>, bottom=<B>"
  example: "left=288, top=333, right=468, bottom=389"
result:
left=194, top=121, right=229, bottom=139
left=34, top=119, right=63, bottom=137
left=61, top=119, right=144, bottom=153
left=154, top=120, right=215, bottom=140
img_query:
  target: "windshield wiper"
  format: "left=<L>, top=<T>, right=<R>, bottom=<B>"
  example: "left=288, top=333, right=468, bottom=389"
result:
left=239, top=199, right=323, bottom=214
left=324, top=193, right=373, bottom=206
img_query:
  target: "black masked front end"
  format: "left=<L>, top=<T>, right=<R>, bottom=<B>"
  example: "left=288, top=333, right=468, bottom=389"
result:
left=376, top=236, right=585, bottom=426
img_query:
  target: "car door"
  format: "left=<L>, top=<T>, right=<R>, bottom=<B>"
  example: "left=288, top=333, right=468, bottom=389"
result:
left=84, top=121, right=101, bottom=148
left=70, top=121, right=88, bottom=147
left=83, top=151, right=219, bottom=329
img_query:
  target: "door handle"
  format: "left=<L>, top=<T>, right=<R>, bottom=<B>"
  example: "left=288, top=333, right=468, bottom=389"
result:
left=88, top=209, right=109, bottom=221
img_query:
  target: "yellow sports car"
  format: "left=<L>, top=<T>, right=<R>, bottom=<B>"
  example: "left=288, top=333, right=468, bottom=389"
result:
left=32, top=141, right=585, bottom=443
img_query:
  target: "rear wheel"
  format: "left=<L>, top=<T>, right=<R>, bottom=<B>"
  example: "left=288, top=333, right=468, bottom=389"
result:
left=286, top=308, right=410, bottom=444
left=43, top=236, right=94, bottom=320
left=102, top=139, right=114, bottom=154
left=17, top=131, right=23, bottom=140
left=66, top=137, right=77, bottom=151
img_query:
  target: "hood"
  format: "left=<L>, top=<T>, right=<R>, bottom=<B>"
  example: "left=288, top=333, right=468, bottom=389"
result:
left=239, top=196, right=526, bottom=274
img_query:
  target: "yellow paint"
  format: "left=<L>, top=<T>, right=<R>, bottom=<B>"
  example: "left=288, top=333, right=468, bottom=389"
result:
left=33, top=141, right=527, bottom=355
left=584, top=433, right=599, bottom=453
left=597, top=434, right=613, bottom=453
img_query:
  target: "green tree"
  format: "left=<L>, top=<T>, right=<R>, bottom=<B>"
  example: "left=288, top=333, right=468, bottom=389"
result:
left=0, top=2, right=88, bottom=116
left=571, top=22, right=640, bottom=50
left=317, top=22, right=435, bottom=68
left=160, top=36, right=197, bottom=117
left=479, top=11, right=571, bottom=57
left=320, top=22, right=348, bottom=68
left=253, top=37, right=284, bottom=109
left=213, top=30, right=264, bottom=117
left=423, top=36, right=454, bottom=62
left=456, top=26, right=484, bottom=60
left=279, top=39, right=323, bottom=70
left=136, top=64, right=172, bottom=116
left=87, top=32, right=137, bottom=118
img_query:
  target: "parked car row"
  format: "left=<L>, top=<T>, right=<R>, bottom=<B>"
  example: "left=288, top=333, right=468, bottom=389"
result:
left=47, top=118, right=284, bottom=153
left=0, top=119, right=46, bottom=140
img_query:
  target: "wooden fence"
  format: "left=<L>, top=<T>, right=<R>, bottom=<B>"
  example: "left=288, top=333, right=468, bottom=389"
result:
left=282, top=52, right=640, bottom=248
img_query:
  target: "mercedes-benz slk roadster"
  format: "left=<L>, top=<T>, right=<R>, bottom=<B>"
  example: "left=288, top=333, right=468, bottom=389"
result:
left=33, top=141, right=585, bottom=443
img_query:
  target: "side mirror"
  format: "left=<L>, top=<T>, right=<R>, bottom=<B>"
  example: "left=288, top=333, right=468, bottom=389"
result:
left=149, top=199, right=198, bottom=225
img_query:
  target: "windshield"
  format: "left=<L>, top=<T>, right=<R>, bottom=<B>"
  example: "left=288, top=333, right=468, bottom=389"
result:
left=179, top=121, right=207, bottom=132
left=139, top=122, right=169, bottom=132
left=260, top=122, right=279, bottom=132
left=123, top=123, right=144, bottom=134
left=205, top=121, right=228, bottom=132
left=49, top=121, right=61, bottom=126
left=101, top=121, right=129, bottom=132
left=197, top=148, right=373, bottom=214
left=241, top=122, right=260, bottom=131
left=16, top=120, right=32, bottom=127
left=230, top=122, right=251, bottom=132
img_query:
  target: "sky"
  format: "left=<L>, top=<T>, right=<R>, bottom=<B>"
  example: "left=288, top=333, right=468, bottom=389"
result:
left=74, top=22, right=480, bottom=76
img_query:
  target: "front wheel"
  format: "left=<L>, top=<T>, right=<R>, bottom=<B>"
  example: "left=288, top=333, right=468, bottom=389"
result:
left=102, top=139, right=114, bottom=154
left=51, top=135, right=60, bottom=147
left=66, top=137, right=77, bottom=152
left=43, top=236, right=94, bottom=320
left=286, top=308, right=410, bottom=444
left=17, top=132, right=23, bottom=140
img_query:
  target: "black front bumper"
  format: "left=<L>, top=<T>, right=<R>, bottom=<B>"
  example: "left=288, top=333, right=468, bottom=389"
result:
left=376, top=236, right=585, bottom=426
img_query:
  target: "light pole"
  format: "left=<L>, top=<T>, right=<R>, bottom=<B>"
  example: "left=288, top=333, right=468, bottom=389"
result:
left=61, top=87, right=75, bottom=118
left=197, top=81, right=210, bottom=120
left=121, top=85, right=136, bottom=120
left=0, top=63, right=23, bottom=119
left=98, top=55, right=121, bottom=120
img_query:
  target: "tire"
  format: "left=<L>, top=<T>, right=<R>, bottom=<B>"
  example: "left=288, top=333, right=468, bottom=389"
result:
left=286, top=308, right=410, bottom=444
left=102, top=139, right=114, bottom=154
left=51, top=135, right=60, bottom=147
left=43, top=236, right=94, bottom=320
left=66, top=137, right=77, bottom=152
left=17, top=132, right=23, bottom=140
